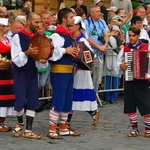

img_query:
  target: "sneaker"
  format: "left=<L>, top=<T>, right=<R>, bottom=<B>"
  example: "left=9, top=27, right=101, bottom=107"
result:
left=0, top=124, right=12, bottom=132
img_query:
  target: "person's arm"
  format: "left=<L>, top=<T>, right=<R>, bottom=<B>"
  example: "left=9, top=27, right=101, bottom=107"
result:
left=11, top=34, right=28, bottom=67
left=114, top=48, right=125, bottom=75
left=49, top=33, right=78, bottom=61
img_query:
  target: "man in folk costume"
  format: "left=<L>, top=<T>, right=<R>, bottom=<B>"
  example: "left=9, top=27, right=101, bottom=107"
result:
left=47, top=8, right=79, bottom=139
left=11, top=12, right=48, bottom=139
left=115, top=26, right=150, bottom=138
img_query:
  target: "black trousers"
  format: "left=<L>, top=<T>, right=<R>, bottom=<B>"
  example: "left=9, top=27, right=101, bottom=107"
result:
left=124, top=80, right=150, bottom=115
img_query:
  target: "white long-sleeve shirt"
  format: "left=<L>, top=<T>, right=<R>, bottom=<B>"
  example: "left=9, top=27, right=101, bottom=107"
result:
left=114, top=48, right=124, bottom=76
left=49, top=33, right=66, bottom=61
left=11, top=34, right=48, bottom=69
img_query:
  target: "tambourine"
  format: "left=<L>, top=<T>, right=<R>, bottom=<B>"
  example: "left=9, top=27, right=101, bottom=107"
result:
left=30, top=34, right=53, bottom=61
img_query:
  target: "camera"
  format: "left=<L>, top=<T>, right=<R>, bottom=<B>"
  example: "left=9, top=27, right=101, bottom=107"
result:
left=97, top=35, right=106, bottom=44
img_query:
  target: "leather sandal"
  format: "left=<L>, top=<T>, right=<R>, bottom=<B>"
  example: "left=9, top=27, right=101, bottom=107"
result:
left=12, top=124, right=24, bottom=137
left=144, top=132, right=150, bottom=138
left=0, top=124, right=12, bottom=132
left=127, top=130, right=140, bottom=137
left=47, top=130, right=62, bottom=139
left=23, top=132, right=41, bottom=139
left=59, top=128, right=80, bottom=136
left=92, top=110, right=100, bottom=129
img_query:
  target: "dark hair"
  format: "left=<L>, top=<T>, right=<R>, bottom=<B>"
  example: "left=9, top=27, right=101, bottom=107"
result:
left=26, top=12, right=38, bottom=21
left=116, top=8, right=124, bottom=15
left=57, top=8, right=73, bottom=24
left=128, top=26, right=141, bottom=35
left=131, top=15, right=142, bottom=25
left=75, top=7, right=84, bottom=17
left=22, top=7, right=30, bottom=16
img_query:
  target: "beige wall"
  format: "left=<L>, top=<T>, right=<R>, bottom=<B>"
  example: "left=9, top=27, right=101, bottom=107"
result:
left=34, top=0, right=111, bottom=14
left=34, top=0, right=51, bottom=14
left=64, top=0, right=111, bottom=9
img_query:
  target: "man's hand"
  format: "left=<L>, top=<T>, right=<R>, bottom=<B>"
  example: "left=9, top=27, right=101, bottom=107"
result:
left=98, top=45, right=107, bottom=53
left=25, top=44, right=39, bottom=56
left=65, top=46, right=78, bottom=58
left=120, top=62, right=128, bottom=71
left=39, top=59, right=48, bottom=64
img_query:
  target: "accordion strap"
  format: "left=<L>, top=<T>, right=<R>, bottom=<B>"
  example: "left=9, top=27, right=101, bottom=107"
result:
left=138, top=43, right=147, bottom=50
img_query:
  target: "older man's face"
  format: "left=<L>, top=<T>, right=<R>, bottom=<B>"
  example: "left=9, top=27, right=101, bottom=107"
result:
left=90, top=7, right=101, bottom=20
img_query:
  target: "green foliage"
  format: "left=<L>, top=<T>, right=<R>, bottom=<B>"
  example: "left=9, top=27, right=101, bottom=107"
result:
left=132, top=2, right=140, bottom=10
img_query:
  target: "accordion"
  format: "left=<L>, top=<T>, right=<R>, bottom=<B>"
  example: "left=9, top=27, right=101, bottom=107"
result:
left=72, top=41, right=94, bottom=70
left=125, top=50, right=150, bottom=81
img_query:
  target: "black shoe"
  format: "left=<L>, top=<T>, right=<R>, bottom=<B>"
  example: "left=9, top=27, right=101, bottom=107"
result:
left=109, top=101, right=118, bottom=104
left=102, top=100, right=109, bottom=105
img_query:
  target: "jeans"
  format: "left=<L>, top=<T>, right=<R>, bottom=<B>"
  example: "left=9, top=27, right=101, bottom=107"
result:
left=38, top=70, right=49, bottom=87
left=104, top=76, right=120, bottom=102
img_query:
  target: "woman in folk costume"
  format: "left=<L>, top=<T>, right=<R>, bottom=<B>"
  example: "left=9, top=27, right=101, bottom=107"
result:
left=67, top=16, right=100, bottom=129
left=0, top=18, right=16, bottom=132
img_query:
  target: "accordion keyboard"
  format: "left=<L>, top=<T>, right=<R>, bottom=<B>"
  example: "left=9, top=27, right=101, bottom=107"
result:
left=125, top=52, right=134, bottom=81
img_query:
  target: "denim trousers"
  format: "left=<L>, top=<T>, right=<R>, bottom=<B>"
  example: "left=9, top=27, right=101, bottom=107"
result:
left=104, top=75, right=120, bottom=102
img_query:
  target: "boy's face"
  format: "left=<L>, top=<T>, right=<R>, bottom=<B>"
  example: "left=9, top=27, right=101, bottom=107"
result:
left=133, top=20, right=143, bottom=29
left=128, top=31, right=140, bottom=45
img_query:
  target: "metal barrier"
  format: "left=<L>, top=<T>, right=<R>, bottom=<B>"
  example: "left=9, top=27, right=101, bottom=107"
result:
left=93, top=51, right=124, bottom=106
left=38, top=52, right=124, bottom=107
left=38, top=71, right=52, bottom=100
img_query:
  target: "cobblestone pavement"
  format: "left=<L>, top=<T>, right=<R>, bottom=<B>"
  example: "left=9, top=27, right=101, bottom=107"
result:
left=0, top=96, right=149, bottom=150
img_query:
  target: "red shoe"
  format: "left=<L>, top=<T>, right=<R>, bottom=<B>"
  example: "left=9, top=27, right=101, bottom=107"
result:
left=0, top=124, right=12, bottom=132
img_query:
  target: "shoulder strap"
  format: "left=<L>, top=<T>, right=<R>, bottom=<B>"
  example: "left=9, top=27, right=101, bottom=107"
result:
left=87, top=17, right=105, bottom=28
left=87, top=17, right=90, bottom=27
left=138, top=42, right=147, bottom=50
left=98, top=19, right=105, bottom=28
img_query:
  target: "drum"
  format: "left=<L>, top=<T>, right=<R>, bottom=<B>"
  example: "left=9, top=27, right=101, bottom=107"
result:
left=30, top=34, right=53, bottom=61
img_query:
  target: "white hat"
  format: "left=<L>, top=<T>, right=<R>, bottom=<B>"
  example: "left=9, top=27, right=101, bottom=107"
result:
left=93, top=0, right=103, bottom=5
left=73, top=16, right=88, bottom=39
left=0, top=18, right=8, bottom=26
left=111, top=25, right=120, bottom=32
left=107, top=6, right=118, bottom=12
left=15, top=15, right=26, bottom=21
left=74, top=16, right=86, bottom=30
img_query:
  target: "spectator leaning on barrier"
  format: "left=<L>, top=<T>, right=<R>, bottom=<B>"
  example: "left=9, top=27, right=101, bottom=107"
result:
left=103, top=25, right=124, bottom=104
left=84, top=5, right=108, bottom=91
